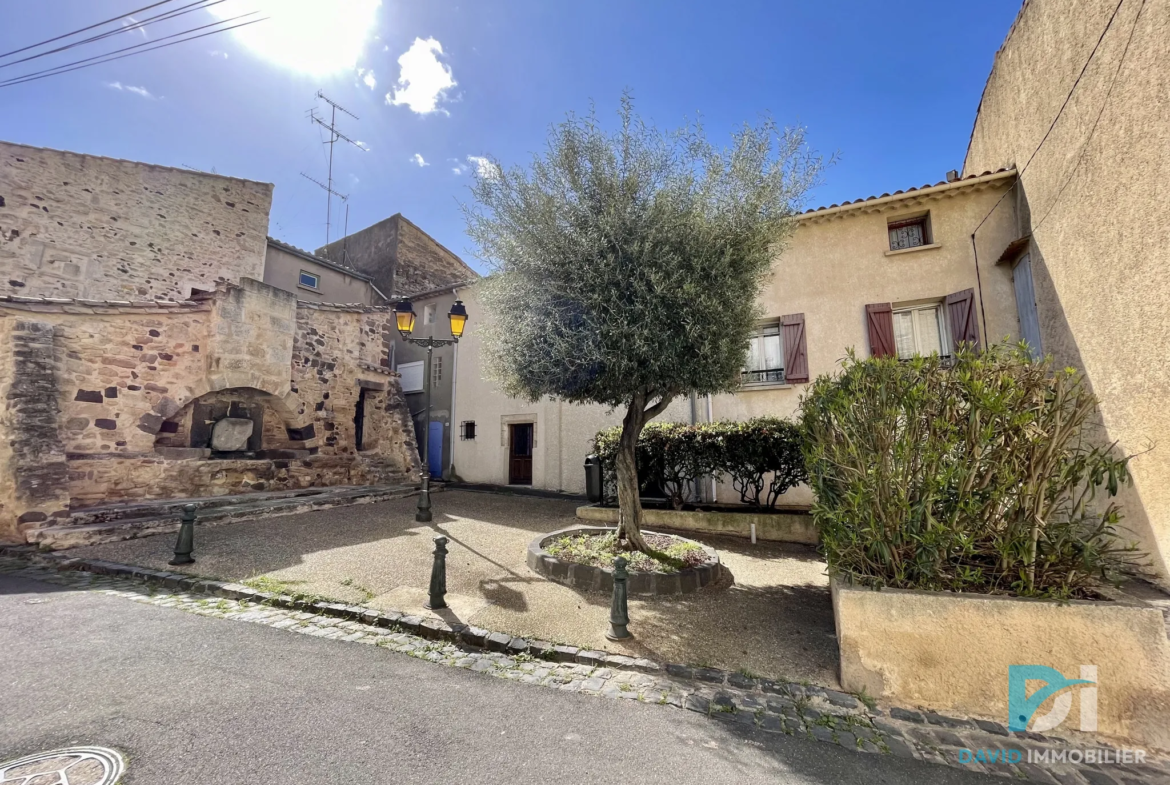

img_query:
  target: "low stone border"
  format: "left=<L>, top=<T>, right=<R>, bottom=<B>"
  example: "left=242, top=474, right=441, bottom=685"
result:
left=525, top=525, right=725, bottom=596
left=4, top=551, right=1168, bottom=784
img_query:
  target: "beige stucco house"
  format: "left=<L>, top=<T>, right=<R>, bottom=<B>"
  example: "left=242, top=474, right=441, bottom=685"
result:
left=452, top=168, right=1022, bottom=505
left=452, top=0, right=1170, bottom=586
left=264, top=237, right=386, bottom=306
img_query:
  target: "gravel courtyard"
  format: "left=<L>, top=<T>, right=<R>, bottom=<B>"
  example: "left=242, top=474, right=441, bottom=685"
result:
left=66, top=490, right=838, bottom=685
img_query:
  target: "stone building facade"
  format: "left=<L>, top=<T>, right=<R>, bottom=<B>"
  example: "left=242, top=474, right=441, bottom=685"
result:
left=0, top=142, right=421, bottom=545
left=0, top=141, right=272, bottom=301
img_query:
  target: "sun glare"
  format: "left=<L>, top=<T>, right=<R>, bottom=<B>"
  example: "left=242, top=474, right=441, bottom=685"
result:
left=208, top=0, right=381, bottom=75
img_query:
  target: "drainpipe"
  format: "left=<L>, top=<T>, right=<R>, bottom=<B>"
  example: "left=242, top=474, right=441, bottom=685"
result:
left=448, top=289, right=459, bottom=478
left=706, top=394, right=716, bottom=503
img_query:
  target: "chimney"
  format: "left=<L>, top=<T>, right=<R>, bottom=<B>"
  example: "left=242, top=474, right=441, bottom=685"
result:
left=946, top=169, right=960, bottom=183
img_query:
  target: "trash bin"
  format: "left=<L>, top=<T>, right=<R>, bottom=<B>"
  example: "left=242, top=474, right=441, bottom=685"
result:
left=584, top=454, right=602, bottom=503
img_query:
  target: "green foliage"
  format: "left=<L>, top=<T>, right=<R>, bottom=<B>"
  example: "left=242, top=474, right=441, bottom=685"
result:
left=463, top=94, right=825, bottom=408
left=799, top=344, right=1142, bottom=599
left=544, top=530, right=708, bottom=573
left=592, top=417, right=806, bottom=510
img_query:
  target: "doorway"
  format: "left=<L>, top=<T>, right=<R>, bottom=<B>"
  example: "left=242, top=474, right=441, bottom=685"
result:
left=508, top=422, right=533, bottom=485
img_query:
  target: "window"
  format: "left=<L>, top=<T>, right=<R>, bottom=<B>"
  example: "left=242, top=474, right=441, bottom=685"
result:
left=888, top=214, right=931, bottom=251
left=298, top=270, right=320, bottom=289
left=891, top=303, right=951, bottom=359
left=460, top=421, right=476, bottom=440
left=743, top=322, right=784, bottom=384
left=432, top=355, right=442, bottom=384
left=423, top=304, right=436, bottom=325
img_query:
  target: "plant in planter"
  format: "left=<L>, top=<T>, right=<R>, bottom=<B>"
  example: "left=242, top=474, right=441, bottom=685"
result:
left=799, top=344, right=1143, bottom=599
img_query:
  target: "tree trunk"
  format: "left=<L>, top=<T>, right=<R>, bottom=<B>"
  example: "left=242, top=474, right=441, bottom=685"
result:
left=615, top=391, right=675, bottom=554
left=615, top=401, right=650, bottom=552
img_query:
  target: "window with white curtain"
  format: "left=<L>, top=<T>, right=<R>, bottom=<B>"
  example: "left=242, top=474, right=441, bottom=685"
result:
left=743, top=322, right=785, bottom=383
left=892, top=303, right=951, bottom=359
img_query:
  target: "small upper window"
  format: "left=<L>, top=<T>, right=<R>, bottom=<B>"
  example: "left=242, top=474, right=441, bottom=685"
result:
left=461, top=421, right=476, bottom=440
left=892, top=303, right=951, bottom=359
left=432, top=355, right=443, bottom=384
left=424, top=304, right=436, bottom=324
left=299, top=271, right=320, bottom=289
left=743, top=322, right=785, bottom=384
left=888, top=214, right=932, bottom=251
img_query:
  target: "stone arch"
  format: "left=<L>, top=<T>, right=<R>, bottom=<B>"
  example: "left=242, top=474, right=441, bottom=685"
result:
left=152, top=385, right=318, bottom=455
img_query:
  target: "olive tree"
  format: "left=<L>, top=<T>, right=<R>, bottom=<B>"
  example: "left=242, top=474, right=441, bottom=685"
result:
left=464, top=97, right=823, bottom=552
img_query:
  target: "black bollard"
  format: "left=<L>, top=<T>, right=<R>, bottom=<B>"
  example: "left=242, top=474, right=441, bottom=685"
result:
left=425, top=535, right=448, bottom=610
left=169, top=504, right=196, bottom=565
left=606, top=555, right=631, bottom=640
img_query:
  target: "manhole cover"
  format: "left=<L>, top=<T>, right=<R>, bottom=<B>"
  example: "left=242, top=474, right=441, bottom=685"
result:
left=0, top=746, right=124, bottom=784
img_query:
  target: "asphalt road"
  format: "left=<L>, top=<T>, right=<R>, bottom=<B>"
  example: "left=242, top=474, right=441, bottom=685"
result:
left=0, top=573, right=998, bottom=784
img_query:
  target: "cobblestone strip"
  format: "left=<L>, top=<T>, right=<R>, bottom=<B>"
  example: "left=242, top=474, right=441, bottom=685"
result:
left=2, top=554, right=1167, bottom=784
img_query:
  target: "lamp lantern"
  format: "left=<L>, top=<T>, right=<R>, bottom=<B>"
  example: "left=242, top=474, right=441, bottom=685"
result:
left=393, top=299, right=416, bottom=338
left=448, top=300, right=468, bottom=339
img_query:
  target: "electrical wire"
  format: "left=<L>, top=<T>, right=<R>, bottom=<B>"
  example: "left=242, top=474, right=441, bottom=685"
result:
left=0, top=17, right=266, bottom=89
left=0, top=13, right=259, bottom=88
left=0, top=0, right=179, bottom=60
left=0, top=0, right=230, bottom=71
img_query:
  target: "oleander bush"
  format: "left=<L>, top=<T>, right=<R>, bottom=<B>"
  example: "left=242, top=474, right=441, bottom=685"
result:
left=593, top=417, right=806, bottom=510
left=799, top=344, right=1143, bottom=599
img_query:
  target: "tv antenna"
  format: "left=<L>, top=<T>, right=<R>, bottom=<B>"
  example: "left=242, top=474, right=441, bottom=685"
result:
left=302, top=90, right=366, bottom=246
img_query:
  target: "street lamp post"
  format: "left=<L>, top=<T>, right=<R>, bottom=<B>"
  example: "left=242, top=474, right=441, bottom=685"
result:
left=394, top=298, right=468, bottom=523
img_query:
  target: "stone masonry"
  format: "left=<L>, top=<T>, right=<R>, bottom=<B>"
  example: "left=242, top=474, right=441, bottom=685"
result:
left=0, top=142, right=422, bottom=543
left=0, top=140, right=272, bottom=302
left=315, top=213, right=478, bottom=298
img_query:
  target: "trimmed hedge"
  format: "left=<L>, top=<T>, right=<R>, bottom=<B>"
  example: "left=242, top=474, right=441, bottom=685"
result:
left=799, top=345, right=1142, bottom=599
left=593, top=417, right=806, bottom=510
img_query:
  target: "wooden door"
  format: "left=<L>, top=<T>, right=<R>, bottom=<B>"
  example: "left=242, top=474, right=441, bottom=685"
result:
left=508, top=423, right=533, bottom=485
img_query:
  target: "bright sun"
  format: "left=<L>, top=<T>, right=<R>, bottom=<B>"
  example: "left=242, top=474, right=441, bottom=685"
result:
left=208, top=0, right=381, bottom=75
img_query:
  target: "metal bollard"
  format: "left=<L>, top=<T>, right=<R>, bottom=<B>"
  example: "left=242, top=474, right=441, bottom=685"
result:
left=168, top=504, right=196, bottom=565
left=424, top=535, right=449, bottom=610
left=606, top=555, right=631, bottom=640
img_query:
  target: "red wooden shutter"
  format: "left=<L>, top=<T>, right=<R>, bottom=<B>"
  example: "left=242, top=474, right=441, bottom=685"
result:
left=865, top=302, right=896, bottom=358
left=945, top=288, right=981, bottom=352
left=780, top=313, right=808, bottom=383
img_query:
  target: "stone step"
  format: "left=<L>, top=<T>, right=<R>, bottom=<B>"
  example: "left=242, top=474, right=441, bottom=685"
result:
left=27, top=483, right=420, bottom=550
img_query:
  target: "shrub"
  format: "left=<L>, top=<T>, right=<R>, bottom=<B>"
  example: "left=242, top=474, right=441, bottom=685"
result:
left=592, top=417, right=805, bottom=510
left=799, top=344, right=1142, bottom=599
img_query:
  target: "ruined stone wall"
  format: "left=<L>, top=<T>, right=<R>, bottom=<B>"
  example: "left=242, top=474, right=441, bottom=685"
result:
left=0, top=141, right=272, bottom=301
left=0, top=283, right=420, bottom=536
left=293, top=304, right=418, bottom=474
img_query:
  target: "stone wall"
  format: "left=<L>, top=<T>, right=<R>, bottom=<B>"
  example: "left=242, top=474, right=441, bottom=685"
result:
left=0, top=280, right=420, bottom=541
left=0, top=141, right=272, bottom=301
left=315, top=213, right=478, bottom=297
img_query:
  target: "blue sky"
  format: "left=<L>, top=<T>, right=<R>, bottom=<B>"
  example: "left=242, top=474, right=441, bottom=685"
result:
left=0, top=0, right=1022, bottom=273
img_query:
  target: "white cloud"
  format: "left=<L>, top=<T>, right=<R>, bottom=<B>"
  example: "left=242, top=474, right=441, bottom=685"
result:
left=466, top=155, right=499, bottom=179
left=355, top=140, right=371, bottom=152
left=386, top=37, right=456, bottom=115
left=411, top=153, right=429, bottom=167
left=208, top=0, right=380, bottom=75
left=361, top=69, right=376, bottom=89
left=105, top=81, right=156, bottom=99
left=451, top=164, right=467, bottom=175
left=208, top=50, right=229, bottom=59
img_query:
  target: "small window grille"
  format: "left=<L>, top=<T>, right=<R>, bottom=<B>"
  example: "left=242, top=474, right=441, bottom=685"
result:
left=888, top=215, right=931, bottom=251
left=461, top=421, right=476, bottom=440
left=432, top=356, right=442, bottom=384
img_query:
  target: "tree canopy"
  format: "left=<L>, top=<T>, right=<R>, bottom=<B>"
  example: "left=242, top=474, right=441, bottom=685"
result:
left=464, top=97, right=825, bottom=409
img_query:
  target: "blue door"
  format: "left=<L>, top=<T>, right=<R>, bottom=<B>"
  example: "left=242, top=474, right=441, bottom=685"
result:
left=428, top=422, right=444, bottom=479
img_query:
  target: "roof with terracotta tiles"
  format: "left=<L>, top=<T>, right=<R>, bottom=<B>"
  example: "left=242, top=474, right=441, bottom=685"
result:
left=798, top=167, right=1016, bottom=219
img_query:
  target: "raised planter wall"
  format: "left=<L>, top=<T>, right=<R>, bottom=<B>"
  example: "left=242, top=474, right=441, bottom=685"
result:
left=528, top=525, right=725, bottom=596
left=832, top=580, right=1170, bottom=751
left=576, top=504, right=817, bottom=545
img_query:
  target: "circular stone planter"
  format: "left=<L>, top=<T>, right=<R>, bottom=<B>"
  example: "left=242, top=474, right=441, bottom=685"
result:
left=527, top=526, right=726, bottom=596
